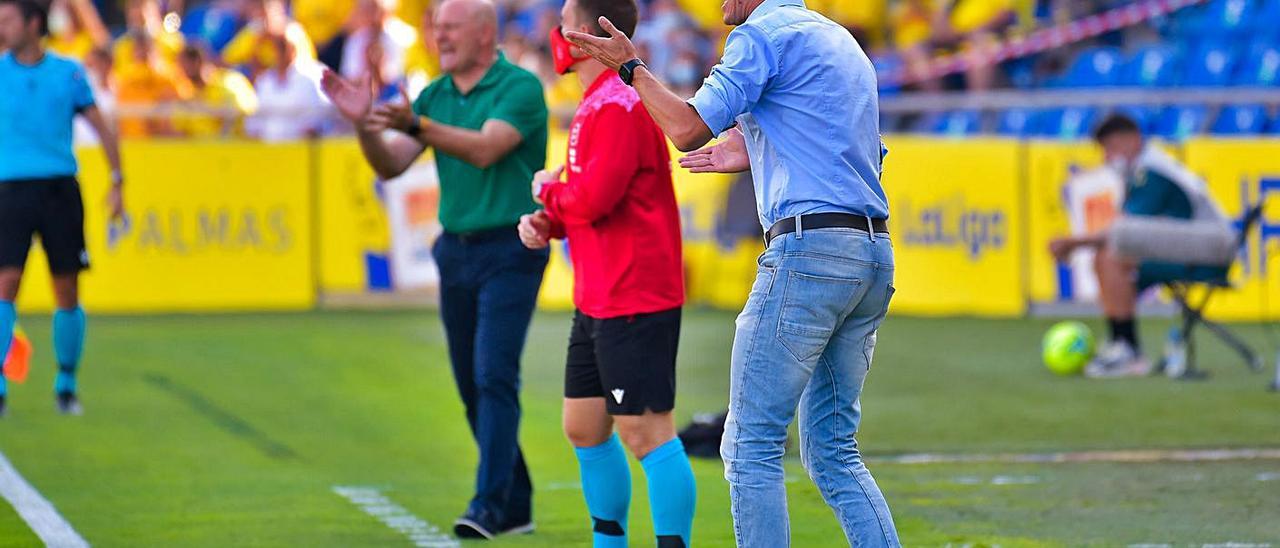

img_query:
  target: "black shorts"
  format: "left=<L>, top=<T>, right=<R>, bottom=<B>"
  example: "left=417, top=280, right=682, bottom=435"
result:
left=0, top=177, right=89, bottom=274
left=564, top=307, right=681, bottom=416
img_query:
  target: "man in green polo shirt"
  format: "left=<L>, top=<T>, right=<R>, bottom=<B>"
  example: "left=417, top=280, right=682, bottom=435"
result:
left=320, top=0, right=549, bottom=539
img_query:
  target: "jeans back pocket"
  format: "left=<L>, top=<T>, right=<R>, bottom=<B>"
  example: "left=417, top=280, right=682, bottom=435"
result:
left=776, top=271, right=862, bottom=362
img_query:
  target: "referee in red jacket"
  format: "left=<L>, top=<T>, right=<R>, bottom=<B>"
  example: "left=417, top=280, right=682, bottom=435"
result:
left=517, top=0, right=695, bottom=545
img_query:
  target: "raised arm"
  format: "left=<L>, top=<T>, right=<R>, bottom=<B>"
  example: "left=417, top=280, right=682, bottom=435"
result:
left=366, top=78, right=541, bottom=170
left=320, top=70, right=425, bottom=179
left=564, top=17, right=714, bottom=152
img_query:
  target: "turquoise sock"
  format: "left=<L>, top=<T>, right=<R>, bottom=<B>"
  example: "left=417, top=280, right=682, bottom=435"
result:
left=574, top=434, right=631, bottom=548
left=53, top=307, right=85, bottom=395
left=0, top=301, right=13, bottom=397
left=640, top=437, right=697, bottom=548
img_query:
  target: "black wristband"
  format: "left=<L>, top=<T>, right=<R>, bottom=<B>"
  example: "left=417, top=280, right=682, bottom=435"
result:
left=619, top=59, right=646, bottom=86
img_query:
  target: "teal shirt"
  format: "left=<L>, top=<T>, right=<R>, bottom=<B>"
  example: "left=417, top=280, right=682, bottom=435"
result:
left=0, top=52, right=96, bottom=181
left=1124, top=170, right=1193, bottom=220
left=412, top=54, right=548, bottom=233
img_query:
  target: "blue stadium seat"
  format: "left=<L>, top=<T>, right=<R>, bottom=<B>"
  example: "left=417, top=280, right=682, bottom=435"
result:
left=996, top=108, right=1040, bottom=137
left=1211, top=104, right=1270, bottom=134
left=874, top=54, right=905, bottom=96
left=1154, top=105, right=1209, bottom=140
left=1234, top=42, right=1280, bottom=85
left=1040, top=107, right=1099, bottom=140
left=1113, top=105, right=1159, bottom=134
left=1059, top=47, right=1125, bottom=87
left=1121, top=45, right=1181, bottom=87
left=1183, top=43, right=1240, bottom=86
left=1260, top=0, right=1280, bottom=38
left=1184, top=0, right=1257, bottom=38
left=931, top=110, right=983, bottom=136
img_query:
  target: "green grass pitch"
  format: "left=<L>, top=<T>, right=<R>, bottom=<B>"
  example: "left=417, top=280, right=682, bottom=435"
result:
left=0, top=310, right=1277, bottom=546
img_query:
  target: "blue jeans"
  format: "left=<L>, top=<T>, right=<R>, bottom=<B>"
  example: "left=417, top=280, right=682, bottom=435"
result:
left=432, top=229, right=549, bottom=523
left=722, top=227, right=899, bottom=547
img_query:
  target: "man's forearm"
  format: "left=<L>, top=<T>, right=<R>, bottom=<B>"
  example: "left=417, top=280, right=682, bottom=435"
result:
left=357, top=127, right=421, bottom=180
left=417, top=120, right=521, bottom=170
left=631, top=68, right=714, bottom=152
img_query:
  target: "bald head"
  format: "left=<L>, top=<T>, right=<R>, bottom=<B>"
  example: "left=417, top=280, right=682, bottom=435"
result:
left=434, top=0, right=498, bottom=75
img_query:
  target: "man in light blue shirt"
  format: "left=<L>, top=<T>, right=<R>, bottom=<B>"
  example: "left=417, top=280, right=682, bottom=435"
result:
left=569, top=0, right=899, bottom=545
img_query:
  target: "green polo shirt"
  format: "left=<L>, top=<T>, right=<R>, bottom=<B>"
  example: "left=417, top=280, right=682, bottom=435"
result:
left=412, top=53, right=548, bottom=233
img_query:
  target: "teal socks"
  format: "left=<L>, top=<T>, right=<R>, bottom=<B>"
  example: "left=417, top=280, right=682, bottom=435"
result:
left=574, top=434, right=631, bottom=548
left=640, top=437, right=697, bottom=548
left=53, top=307, right=85, bottom=395
left=0, top=301, right=13, bottom=397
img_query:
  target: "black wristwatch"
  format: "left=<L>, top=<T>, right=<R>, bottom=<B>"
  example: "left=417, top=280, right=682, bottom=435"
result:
left=406, top=115, right=423, bottom=138
left=618, top=59, right=646, bottom=86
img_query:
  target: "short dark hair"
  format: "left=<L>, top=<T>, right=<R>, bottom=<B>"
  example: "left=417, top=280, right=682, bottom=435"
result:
left=1093, top=113, right=1142, bottom=143
left=574, top=0, right=639, bottom=39
left=0, top=0, right=49, bottom=37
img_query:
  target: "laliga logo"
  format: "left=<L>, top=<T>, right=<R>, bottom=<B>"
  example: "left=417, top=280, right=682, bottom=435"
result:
left=1236, top=176, right=1279, bottom=277
left=897, top=197, right=1008, bottom=260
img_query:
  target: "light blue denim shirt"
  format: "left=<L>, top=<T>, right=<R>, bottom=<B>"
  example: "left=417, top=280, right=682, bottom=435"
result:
left=689, top=0, right=887, bottom=230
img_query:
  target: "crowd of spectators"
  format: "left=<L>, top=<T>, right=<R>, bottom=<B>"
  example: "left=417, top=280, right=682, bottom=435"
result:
left=1, top=0, right=1130, bottom=141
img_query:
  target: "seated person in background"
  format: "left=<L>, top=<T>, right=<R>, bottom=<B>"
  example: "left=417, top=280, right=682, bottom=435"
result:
left=113, top=0, right=184, bottom=72
left=246, top=37, right=329, bottom=142
left=1050, top=115, right=1236, bottom=379
left=894, top=0, right=1017, bottom=91
left=221, top=0, right=316, bottom=79
left=114, top=32, right=190, bottom=138
left=173, top=44, right=258, bottom=138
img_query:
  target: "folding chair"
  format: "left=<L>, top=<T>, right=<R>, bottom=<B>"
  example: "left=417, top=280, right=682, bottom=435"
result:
left=1158, top=203, right=1267, bottom=380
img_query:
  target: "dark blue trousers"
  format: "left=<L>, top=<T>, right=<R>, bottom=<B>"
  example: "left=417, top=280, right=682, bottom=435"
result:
left=432, top=228, right=548, bottom=523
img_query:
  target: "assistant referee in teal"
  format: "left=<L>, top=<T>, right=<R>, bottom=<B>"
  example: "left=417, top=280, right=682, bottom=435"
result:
left=0, top=0, right=124, bottom=418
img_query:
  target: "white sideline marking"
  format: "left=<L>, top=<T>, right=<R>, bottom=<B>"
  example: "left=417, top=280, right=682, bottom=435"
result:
left=878, top=448, right=1280, bottom=465
left=332, top=485, right=459, bottom=548
left=0, top=448, right=89, bottom=548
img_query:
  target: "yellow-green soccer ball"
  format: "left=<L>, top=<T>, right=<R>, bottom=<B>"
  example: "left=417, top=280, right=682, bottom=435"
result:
left=1042, top=321, right=1095, bottom=376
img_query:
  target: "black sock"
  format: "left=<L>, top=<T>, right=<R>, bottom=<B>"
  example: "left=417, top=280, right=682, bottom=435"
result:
left=1108, top=318, right=1139, bottom=350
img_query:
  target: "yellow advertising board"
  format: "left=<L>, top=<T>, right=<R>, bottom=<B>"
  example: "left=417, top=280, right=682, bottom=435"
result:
left=314, top=138, right=394, bottom=294
left=881, top=136, right=1026, bottom=316
left=1026, top=141, right=1103, bottom=303
left=1183, top=139, right=1280, bottom=321
left=17, top=141, right=315, bottom=313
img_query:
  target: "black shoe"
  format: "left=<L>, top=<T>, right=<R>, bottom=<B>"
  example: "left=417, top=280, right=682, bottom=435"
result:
left=453, top=509, right=499, bottom=540
left=0, top=395, right=7, bottom=418
left=56, top=392, right=82, bottom=416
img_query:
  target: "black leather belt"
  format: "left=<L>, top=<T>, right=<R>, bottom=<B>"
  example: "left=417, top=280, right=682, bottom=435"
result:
left=444, top=224, right=518, bottom=245
left=766, top=213, right=889, bottom=244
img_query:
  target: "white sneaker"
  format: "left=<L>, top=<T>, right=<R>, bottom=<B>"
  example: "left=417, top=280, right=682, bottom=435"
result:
left=1085, top=341, right=1152, bottom=379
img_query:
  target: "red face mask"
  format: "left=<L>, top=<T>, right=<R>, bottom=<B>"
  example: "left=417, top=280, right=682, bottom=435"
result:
left=549, top=25, right=590, bottom=75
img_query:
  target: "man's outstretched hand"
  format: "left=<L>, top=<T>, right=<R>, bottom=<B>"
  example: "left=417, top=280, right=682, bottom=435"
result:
left=679, top=128, right=750, bottom=174
left=563, top=17, right=639, bottom=71
left=320, top=70, right=374, bottom=123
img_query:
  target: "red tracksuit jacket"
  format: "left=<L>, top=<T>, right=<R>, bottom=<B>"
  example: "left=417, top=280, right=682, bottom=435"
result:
left=539, top=72, right=684, bottom=319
